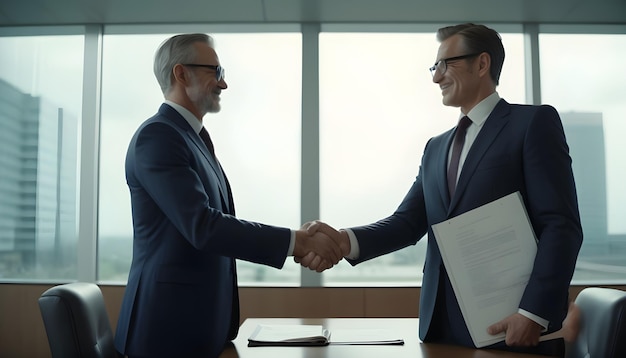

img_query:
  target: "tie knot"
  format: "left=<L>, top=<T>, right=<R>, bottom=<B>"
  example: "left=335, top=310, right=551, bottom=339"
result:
left=199, top=127, right=215, bottom=156
left=458, top=116, right=472, bottom=131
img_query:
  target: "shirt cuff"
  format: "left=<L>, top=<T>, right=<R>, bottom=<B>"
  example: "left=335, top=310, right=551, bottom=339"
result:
left=518, top=308, right=548, bottom=332
left=287, top=230, right=296, bottom=256
left=343, top=228, right=360, bottom=260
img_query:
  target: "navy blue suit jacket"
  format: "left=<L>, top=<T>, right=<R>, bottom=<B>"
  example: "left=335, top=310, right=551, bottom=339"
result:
left=347, top=99, right=583, bottom=347
left=114, top=104, right=291, bottom=357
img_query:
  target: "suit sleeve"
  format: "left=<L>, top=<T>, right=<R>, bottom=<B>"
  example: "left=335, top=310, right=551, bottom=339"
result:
left=519, top=105, right=583, bottom=330
left=345, top=167, right=430, bottom=265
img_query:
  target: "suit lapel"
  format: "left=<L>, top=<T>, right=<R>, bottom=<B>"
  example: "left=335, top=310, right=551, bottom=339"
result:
left=448, top=100, right=511, bottom=212
left=187, top=131, right=231, bottom=206
left=159, top=104, right=233, bottom=213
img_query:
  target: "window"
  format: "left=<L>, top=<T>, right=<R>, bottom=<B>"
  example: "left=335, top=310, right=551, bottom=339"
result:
left=318, top=31, right=525, bottom=285
left=98, top=31, right=302, bottom=285
left=0, top=30, right=83, bottom=280
left=3, top=25, right=623, bottom=287
left=539, top=30, right=626, bottom=283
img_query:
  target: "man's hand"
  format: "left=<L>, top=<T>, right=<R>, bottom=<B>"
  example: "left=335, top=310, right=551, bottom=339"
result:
left=308, top=220, right=350, bottom=257
left=293, top=222, right=343, bottom=272
left=293, top=221, right=350, bottom=272
left=487, top=313, right=543, bottom=347
left=561, top=302, right=581, bottom=343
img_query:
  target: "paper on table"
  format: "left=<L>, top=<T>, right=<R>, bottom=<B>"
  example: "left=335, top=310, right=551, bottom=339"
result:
left=432, top=192, right=537, bottom=348
left=248, top=324, right=330, bottom=346
left=247, top=324, right=405, bottom=347
left=329, top=328, right=404, bottom=345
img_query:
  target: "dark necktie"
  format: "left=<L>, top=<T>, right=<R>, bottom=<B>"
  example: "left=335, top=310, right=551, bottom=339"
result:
left=447, top=116, right=472, bottom=197
left=199, top=127, right=215, bottom=157
left=199, top=127, right=234, bottom=213
left=199, top=128, right=239, bottom=339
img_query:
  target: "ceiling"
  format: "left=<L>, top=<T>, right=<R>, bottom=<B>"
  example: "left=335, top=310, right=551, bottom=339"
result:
left=0, top=0, right=625, bottom=26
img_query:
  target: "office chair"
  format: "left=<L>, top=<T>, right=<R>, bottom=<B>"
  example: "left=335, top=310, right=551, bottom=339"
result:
left=38, top=282, right=118, bottom=358
left=567, top=287, right=626, bottom=358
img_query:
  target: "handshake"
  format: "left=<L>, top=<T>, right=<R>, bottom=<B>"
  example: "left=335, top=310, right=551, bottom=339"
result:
left=293, top=221, right=351, bottom=272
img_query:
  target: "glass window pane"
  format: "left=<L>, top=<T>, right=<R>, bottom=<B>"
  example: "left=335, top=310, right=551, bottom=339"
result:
left=540, top=33, right=626, bottom=284
left=319, top=32, right=525, bottom=286
left=0, top=33, right=83, bottom=280
left=98, top=33, right=302, bottom=285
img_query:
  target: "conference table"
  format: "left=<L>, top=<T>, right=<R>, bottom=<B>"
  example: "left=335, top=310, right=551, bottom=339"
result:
left=218, top=318, right=548, bottom=358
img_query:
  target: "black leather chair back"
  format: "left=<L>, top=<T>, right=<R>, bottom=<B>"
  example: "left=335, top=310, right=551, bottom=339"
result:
left=568, top=287, right=626, bottom=358
left=38, top=282, right=117, bottom=358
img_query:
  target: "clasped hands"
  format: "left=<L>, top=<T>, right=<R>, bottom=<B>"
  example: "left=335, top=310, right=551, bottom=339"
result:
left=293, top=221, right=350, bottom=272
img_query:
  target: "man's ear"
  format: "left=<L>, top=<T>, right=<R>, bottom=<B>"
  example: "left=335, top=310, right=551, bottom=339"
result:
left=172, top=64, right=188, bottom=86
left=478, top=52, right=491, bottom=79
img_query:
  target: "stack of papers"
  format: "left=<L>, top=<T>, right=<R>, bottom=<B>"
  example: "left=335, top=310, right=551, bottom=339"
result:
left=248, top=324, right=404, bottom=347
left=248, top=325, right=330, bottom=346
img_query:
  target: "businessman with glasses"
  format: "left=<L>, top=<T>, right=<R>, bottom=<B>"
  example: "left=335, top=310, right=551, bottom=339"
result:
left=304, top=23, right=582, bottom=356
left=114, top=33, right=346, bottom=358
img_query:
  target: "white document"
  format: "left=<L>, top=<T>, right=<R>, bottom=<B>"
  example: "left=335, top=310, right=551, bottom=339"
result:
left=248, top=324, right=404, bottom=346
left=248, top=324, right=330, bottom=346
left=329, top=328, right=404, bottom=345
left=432, top=192, right=537, bottom=348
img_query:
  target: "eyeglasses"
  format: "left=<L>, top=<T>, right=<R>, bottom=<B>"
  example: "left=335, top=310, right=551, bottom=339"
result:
left=429, top=53, right=482, bottom=77
left=181, top=64, right=225, bottom=81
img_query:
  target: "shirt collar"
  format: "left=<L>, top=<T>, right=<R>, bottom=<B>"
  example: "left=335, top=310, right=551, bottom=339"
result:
left=164, top=100, right=204, bottom=134
left=461, top=92, right=501, bottom=126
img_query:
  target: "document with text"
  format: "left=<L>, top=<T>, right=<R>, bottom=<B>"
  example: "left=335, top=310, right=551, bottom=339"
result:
left=432, top=192, right=537, bottom=348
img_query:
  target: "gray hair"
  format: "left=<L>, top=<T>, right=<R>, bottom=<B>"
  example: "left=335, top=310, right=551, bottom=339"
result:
left=153, top=33, right=214, bottom=95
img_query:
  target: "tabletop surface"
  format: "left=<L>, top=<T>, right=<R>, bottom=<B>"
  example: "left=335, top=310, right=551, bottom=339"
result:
left=218, top=318, right=546, bottom=358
